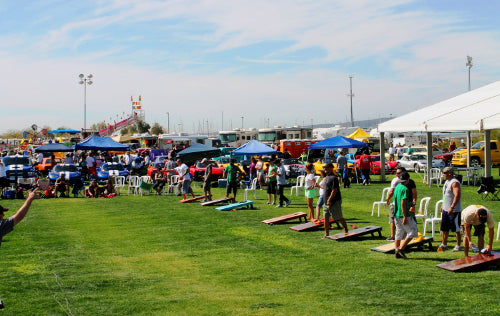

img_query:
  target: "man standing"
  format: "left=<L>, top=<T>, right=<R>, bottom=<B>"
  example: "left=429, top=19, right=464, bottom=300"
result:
left=393, top=171, right=418, bottom=259
left=461, top=205, right=495, bottom=257
left=85, top=152, right=96, bottom=177
left=265, top=159, right=278, bottom=205
left=438, top=166, right=462, bottom=252
left=223, top=159, right=244, bottom=200
left=201, top=158, right=213, bottom=202
left=388, top=144, right=396, bottom=161
left=167, top=159, right=195, bottom=200
left=322, top=163, right=348, bottom=238
left=274, top=159, right=290, bottom=208
left=358, top=149, right=372, bottom=185
left=336, top=151, right=349, bottom=188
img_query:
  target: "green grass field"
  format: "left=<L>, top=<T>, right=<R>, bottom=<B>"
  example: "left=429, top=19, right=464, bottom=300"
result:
left=1, top=173, right=499, bottom=315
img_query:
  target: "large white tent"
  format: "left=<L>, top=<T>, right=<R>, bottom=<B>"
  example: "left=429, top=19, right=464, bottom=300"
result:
left=377, top=80, right=500, bottom=182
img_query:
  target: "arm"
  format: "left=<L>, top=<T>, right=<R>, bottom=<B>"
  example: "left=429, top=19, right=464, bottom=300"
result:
left=12, top=189, right=38, bottom=225
left=486, top=227, right=494, bottom=253
left=410, top=187, right=417, bottom=213
left=386, top=189, right=394, bottom=205
left=326, top=187, right=337, bottom=206
left=401, top=198, right=408, bottom=225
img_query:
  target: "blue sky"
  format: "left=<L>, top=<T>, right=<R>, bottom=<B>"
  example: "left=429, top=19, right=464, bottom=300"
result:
left=1, top=0, right=499, bottom=134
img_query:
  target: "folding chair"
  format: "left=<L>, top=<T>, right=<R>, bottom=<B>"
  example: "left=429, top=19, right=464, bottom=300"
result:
left=168, top=175, right=180, bottom=195
left=477, top=176, right=499, bottom=201
left=428, top=168, right=442, bottom=187
left=128, top=176, right=140, bottom=195
left=371, top=187, right=391, bottom=217
left=290, top=175, right=305, bottom=196
left=113, top=176, right=126, bottom=195
left=414, top=197, right=431, bottom=227
left=423, top=200, right=443, bottom=237
left=244, top=178, right=258, bottom=200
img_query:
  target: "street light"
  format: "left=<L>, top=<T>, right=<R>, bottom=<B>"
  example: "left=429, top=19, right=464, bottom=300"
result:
left=78, top=74, right=93, bottom=132
left=466, top=56, right=473, bottom=91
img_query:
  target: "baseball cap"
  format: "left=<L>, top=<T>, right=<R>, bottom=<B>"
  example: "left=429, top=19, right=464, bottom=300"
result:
left=442, top=166, right=453, bottom=174
left=477, top=208, right=488, bottom=224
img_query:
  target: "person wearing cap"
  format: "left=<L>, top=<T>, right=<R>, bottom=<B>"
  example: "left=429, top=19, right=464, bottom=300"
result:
left=0, top=189, right=38, bottom=247
left=274, top=159, right=290, bottom=208
left=201, top=158, right=213, bottom=202
left=322, top=163, right=348, bottom=238
left=223, top=158, right=244, bottom=200
left=461, top=205, right=495, bottom=257
left=358, top=149, right=372, bottom=186
left=386, top=167, right=407, bottom=240
left=265, top=159, right=278, bottom=205
left=393, top=171, right=418, bottom=259
left=438, top=166, right=462, bottom=252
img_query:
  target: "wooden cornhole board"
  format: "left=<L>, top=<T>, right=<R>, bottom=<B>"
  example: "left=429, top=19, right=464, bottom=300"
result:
left=436, top=252, right=500, bottom=272
left=325, top=225, right=383, bottom=241
left=289, top=217, right=338, bottom=232
left=371, top=236, right=434, bottom=253
left=262, top=212, right=308, bottom=225
left=216, top=200, right=254, bottom=211
left=179, top=196, right=206, bottom=203
left=200, top=197, right=234, bottom=206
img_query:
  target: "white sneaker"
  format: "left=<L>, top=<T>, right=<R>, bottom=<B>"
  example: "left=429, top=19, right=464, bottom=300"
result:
left=470, top=244, right=479, bottom=253
left=452, top=245, right=464, bottom=252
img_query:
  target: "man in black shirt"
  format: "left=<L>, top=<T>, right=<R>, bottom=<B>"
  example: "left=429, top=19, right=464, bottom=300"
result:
left=322, top=163, right=349, bottom=238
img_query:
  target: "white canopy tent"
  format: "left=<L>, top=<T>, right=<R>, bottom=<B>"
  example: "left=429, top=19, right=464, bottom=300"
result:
left=377, top=80, right=500, bottom=183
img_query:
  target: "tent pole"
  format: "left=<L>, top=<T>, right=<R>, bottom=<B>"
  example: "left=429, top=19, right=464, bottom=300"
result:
left=380, top=132, right=386, bottom=182
left=426, top=132, right=432, bottom=187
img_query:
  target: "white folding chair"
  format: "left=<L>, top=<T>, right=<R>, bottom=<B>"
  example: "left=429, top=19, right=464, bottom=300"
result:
left=139, top=176, right=152, bottom=196
left=371, top=187, right=391, bottom=217
left=415, top=197, right=431, bottom=228
left=423, top=200, right=443, bottom=237
left=113, top=176, right=126, bottom=195
left=429, top=168, right=442, bottom=187
left=290, top=175, right=305, bottom=196
left=168, top=175, right=180, bottom=195
left=314, top=176, right=321, bottom=196
left=128, top=176, right=140, bottom=195
left=244, top=178, right=258, bottom=200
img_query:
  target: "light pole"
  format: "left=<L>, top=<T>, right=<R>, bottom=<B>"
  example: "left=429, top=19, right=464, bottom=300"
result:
left=241, top=116, right=244, bottom=129
left=348, top=75, right=354, bottom=127
left=166, top=112, right=170, bottom=134
left=78, top=74, right=93, bottom=132
left=466, top=56, right=473, bottom=91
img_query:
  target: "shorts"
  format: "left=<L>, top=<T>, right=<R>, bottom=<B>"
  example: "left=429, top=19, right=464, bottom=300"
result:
left=323, top=199, right=343, bottom=221
left=316, top=195, right=325, bottom=208
left=440, top=211, right=461, bottom=233
left=226, top=181, right=238, bottom=195
left=388, top=203, right=395, bottom=224
left=461, top=223, right=485, bottom=238
left=305, top=188, right=316, bottom=199
left=203, top=181, right=211, bottom=192
left=394, top=216, right=418, bottom=240
left=182, top=179, right=193, bottom=194
left=267, top=181, right=277, bottom=194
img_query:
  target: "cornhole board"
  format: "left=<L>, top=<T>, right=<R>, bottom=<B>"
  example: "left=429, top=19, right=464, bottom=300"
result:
left=371, top=236, right=434, bottom=253
left=289, top=217, right=338, bottom=232
left=436, top=252, right=500, bottom=272
left=179, top=196, right=205, bottom=203
left=262, top=212, right=308, bottom=225
left=216, top=200, right=254, bottom=211
left=325, top=225, right=383, bottom=241
left=200, top=197, right=235, bottom=206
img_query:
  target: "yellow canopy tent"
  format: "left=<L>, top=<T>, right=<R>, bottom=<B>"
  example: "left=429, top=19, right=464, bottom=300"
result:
left=346, top=128, right=372, bottom=139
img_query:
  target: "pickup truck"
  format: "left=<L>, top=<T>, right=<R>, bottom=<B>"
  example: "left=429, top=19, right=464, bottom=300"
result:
left=451, top=140, right=500, bottom=166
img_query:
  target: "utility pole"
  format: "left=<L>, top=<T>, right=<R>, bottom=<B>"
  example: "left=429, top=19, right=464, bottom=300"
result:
left=348, top=75, right=354, bottom=127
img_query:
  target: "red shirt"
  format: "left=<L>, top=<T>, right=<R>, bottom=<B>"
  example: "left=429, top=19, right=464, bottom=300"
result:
left=359, top=154, right=372, bottom=169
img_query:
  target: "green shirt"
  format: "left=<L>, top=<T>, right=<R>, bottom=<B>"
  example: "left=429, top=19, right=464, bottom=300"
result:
left=393, top=183, right=410, bottom=218
left=267, top=165, right=277, bottom=182
left=224, top=164, right=241, bottom=184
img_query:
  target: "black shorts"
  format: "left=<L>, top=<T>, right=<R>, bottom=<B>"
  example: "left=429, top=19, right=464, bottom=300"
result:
left=203, top=181, right=211, bottom=192
left=267, top=181, right=277, bottom=194
left=440, top=211, right=461, bottom=233
left=461, top=223, right=485, bottom=237
left=226, top=182, right=238, bottom=195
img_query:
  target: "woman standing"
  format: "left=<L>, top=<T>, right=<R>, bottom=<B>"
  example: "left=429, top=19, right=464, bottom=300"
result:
left=255, top=157, right=265, bottom=190
left=304, top=163, right=317, bottom=220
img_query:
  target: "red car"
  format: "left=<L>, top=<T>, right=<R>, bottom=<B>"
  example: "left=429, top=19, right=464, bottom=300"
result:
left=434, top=147, right=466, bottom=165
left=189, top=160, right=224, bottom=181
left=355, top=155, right=398, bottom=175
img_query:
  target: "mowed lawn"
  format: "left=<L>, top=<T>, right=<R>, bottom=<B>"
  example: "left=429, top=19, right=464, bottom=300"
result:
left=1, top=173, right=499, bottom=315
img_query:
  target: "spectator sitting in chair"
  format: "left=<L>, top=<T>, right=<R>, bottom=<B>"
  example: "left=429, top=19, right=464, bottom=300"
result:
left=86, top=180, right=102, bottom=198
left=55, top=174, right=69, bottom=198
left=103, top=180, right=116, bottom=197
left=153, top=168, right=167, bottom=195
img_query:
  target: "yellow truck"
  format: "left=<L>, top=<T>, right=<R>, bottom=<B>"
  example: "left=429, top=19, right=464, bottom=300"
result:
left=451, top=140, right=500, bottom=166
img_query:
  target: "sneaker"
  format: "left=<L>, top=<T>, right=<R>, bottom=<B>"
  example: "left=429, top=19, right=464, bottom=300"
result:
left=452, top=245, right=464, bottom=252
left=471, top=244, right=479, bottom=253
left=285, top=201, right=291, bottom=207
left=362, top=180, right=367, bottom=186
left=398, top=250, right=408, bottom=259
left=275, top=205, right=283, bottom=208
left=271, top=202, right=276, bottom=205
left=386, top=236, right=395, bottom=241
left=266, top=201, right=271, bottom=205
left=437, top=244, right=448, bottom=251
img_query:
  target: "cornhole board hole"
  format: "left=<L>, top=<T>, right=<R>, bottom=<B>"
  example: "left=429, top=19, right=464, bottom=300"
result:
left=325, top=225, right=383, bottom=241
left=262, top=212, right=308, bottom=225
left=179, top=196, right=206, bottom=203
left=371, top=236, right=434, bottom=253
left=289, top=217, right=338, bottom=232
left=436, top=252, right=500, bottom=272
left=216, top=200, right=254, bottom=211
left=201, top=197, right=235, bottom=206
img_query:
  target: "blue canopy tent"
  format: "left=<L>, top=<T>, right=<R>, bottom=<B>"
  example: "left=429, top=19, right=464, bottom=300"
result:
left=75, top=136, right=130, bottom=151
left=175, top=143, right=221, bottom=163
left=230, top=140, right=277, bottom=159
left=308, top=136, right=368, bottom=150
left=34, top=142, right=74, bottom=153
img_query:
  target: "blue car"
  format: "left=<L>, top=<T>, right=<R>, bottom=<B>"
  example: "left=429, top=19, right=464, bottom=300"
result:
left=97, top=162, right=129, bottom=182
left=48, top=164, right=82, bottom=184
left=2, top=155, right=37, bottom=185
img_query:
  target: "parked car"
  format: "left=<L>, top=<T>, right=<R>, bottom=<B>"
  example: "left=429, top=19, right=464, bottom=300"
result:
left=189, top=160, right=224, bottom=181
left=282, top=158, right=306, bottom=178
left=396, top=154, right=445, bottom=172
left=354, top=155, right=398, bottom=175
left=35, top=157, right=62, bottom=175
left=434, top=147, right=466, bottom=165
left=48, top=164, right=82, bottom=184
left=97, top=162, right=130, bottom=182
left=2, top=155, right=38, bottom=185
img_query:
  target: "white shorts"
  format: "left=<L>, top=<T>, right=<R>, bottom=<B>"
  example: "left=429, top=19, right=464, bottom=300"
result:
left=394, top=216, right=418, bottom=241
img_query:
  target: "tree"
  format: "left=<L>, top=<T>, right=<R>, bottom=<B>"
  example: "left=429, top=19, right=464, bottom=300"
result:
left=136, top=121, right=150, bottom=134
left=120, top=127, right=129, bottom=135
left=129, top=125, right=138, bottom=134
left=150, top=123, right=164, bottom=135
